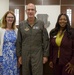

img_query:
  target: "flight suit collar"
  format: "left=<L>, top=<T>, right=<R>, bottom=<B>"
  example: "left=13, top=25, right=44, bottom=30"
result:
left=25, top=17, right=38, bottom=25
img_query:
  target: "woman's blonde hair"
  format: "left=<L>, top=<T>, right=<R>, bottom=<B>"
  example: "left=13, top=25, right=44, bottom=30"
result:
left=1, top=11, right=16, bottom=29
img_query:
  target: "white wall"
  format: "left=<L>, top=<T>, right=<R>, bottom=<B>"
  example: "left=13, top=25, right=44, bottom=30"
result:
left=0, top=1, right=60, bottom=34
left=25, top=5, right=60, bottom=34
left=0, top=0, right=9, bottom=19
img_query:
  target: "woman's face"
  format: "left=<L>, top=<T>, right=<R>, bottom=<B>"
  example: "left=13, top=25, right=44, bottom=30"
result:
left=59, top=15, right=67, bottom=28
left=6, top=13, right=14, bottom=25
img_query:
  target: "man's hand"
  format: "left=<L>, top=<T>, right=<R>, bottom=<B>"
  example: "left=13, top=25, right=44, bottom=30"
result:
left=18, top=56, right=22, bottom=65
left=43, top=57, right=48, bottom=64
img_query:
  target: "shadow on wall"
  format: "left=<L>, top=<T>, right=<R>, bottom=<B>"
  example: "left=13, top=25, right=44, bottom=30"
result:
left=36, top=14, right=50, bottom=28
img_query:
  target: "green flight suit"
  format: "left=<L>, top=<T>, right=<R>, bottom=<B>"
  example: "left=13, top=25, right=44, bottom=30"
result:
left=16, top=18, right=49, bottom=75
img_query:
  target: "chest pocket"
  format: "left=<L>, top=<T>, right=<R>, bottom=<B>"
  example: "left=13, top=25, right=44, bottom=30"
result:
left=33, top=28, right=42, bottom=35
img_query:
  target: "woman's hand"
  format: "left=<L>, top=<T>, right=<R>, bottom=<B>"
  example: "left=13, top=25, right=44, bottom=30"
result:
left=65, top=62, right=74, bottom=74
left=49, top=61, right=53, bottom=68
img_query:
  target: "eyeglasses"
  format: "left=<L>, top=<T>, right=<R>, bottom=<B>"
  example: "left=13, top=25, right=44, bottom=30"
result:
left=7, top=16, right=14, bottom=19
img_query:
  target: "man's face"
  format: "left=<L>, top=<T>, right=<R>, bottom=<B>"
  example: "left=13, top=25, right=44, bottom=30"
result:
left=26, top=4, right=36, bottom=18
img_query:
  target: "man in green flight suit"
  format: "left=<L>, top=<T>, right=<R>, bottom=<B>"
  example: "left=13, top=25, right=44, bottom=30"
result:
left=16, top=3, right=49, bottom=75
